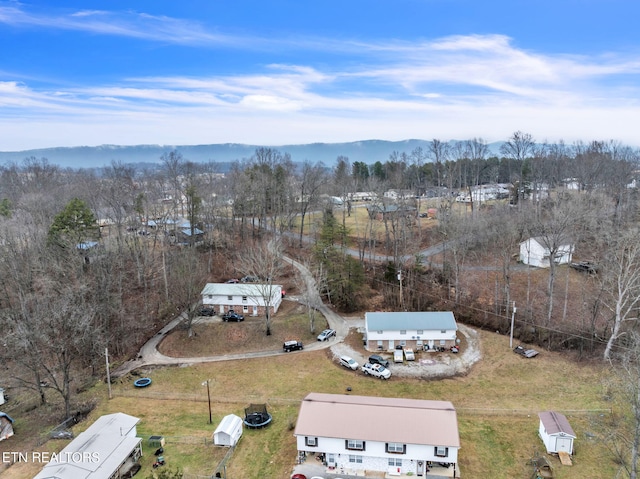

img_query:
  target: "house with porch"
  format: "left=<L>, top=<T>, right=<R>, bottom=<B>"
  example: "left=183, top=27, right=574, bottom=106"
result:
left=33, top=412, right=142, bottom=479
left=201, top=283, right=283, bottom=317
left=294, top=393, right=460, bottom=477
left=364, top=311, right=458, bottom=352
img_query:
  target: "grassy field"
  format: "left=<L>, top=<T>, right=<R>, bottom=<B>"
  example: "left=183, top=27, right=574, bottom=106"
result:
left=3, top=313, right=619, bottom=479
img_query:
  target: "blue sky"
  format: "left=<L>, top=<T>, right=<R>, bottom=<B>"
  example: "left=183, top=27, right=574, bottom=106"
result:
left=2, top=0, right=640, bottom=151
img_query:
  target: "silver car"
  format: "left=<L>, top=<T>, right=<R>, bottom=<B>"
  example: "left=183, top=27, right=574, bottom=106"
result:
left=317, top=329, right=336, bottom=341
left=339, top=356, right=359, bottom=370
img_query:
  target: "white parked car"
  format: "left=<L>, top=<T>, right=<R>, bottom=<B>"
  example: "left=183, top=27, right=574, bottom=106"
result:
left=339, top=356, right=359, bottom=370
left=394, top=349, right=404, bottom=363
left=404, top=348, right=415, bottom=361
left=361, top=362, right=391, bottom=379
left=317, top=329, right=336, bottom=341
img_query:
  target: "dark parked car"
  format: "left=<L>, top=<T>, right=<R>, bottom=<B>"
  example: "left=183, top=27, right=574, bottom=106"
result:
left=222, top=310, right=245, bottom=322
left=513, top=345, right=539, bottom=358
left=283, top=340, right=304, bottom=352
left=570, top=261, right=598, bottom=274
left=199, top=307, right=215, bottom=317
left=241, top=275, right=260, bottom=283
left=368, top=354, right=390, bottom=368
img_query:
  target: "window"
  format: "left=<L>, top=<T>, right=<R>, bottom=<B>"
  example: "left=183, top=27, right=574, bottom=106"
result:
left=440, top=330, right=446, bottom=334
left=242, top=296, right=247, bottom=302
left=440, top=340, right=446, bottom=345
left=377, top=330, right=383, bottom=334
left=400, top=330, right=406, bottom=335
left=305, top=437, right=317, bottom=447
left=386, top=443, right=406, bottom=454
left=400, top=340, right=406, bottom=347
left=207, top=295, right=213, bottom=299
left=417, top=329, right=423, bottom=335
left=227, top=295, right=233, bottom=301
left=348, top=455, right=363, bottom=464
left=243, top=305, right=248, bottom=313
left=435, top=446, right=449, bottom=457
left=346, top=439, right=365, bottom=451
left=388, top=458, right=402, bottom=467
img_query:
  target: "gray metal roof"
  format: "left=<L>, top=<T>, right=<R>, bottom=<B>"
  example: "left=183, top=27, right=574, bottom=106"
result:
left=200, top=283, right=283, bottom=297
left=33, top=413, right=141, bottom=479
left=295, top=393, right=460, bottom=447
left=365, top=311, right=457, bottom=331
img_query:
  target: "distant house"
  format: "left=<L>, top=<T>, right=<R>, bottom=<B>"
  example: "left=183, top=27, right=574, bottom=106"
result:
left=538, top=411, right=576, bottom=455
left=33, top=412, right=142, bottom=479
left=519, top=237, right=574, bottom=268
left=213, top=414, right=243, bottom=447
left=364, top=311, right=458, bottom=352
left=294, top=393, right=460, bottom=477
left=0, top=412, right=14, bottom=442
left=201, top=283, right=283, bottom=316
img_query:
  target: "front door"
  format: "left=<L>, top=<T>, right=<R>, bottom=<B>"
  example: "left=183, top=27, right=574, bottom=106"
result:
left=417, top=460, right=426, bottom=476
left=556, top=436, right=572, bottom=453
left=327, top=453, right=336, bottom=467
left=219, top=305, right=225, bottom=314
left=388, top=340, right=394, bottom=351
left=253, top=305, right=258, bottom=316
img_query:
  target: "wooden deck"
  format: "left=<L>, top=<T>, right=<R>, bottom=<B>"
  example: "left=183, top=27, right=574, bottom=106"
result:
left=558, top=451, right=572, bottom=466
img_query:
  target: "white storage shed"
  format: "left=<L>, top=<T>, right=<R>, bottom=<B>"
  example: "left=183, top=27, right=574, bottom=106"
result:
left=213, top=414, right=243, bottom=447
left=538, top=411, right=576, bottom=455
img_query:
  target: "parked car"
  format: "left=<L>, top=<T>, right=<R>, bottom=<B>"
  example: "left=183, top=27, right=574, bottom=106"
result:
left=317, top=329, right=336, bottom=341
left=199, top=307, right=215, bottom=317
left=361, top=362, right=391, bottom=379
left=513, top=345, right=539, bottom=358
left=339, top=356, right=359, bottom=370
left=404, top=348, right=415, bottom=361
left=368, top=354, right=389, bottom=368
left=225, top=278, right=239, bottom=284
left=283, top=340, right=303, bottom=352
left=221, top=310, right=245, bottom=322
left=241, top=275, right=260, bottom=283
left=393, top=349, right=404, bottom=363
left=570, top=261, right=598, bottom=274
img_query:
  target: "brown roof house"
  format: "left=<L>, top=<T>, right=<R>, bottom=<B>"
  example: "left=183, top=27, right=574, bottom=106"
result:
left=294, top=393, right=460, bottom=477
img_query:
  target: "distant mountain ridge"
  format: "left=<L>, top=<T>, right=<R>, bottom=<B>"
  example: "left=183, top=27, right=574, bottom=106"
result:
left=0, top=140, right=503, bottom=169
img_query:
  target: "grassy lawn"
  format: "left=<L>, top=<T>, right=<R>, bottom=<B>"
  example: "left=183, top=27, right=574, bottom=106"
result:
left=3, top=310, right=619, bottom=479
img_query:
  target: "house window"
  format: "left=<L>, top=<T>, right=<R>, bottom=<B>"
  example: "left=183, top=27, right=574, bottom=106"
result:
left=388, top=458, right=402, bottom=467
left=400, top=340, right=406, bottom=347
left=242, top=296, right=248, bottom=302
left=305, top=437, right=318, bottom=447
left=440, top=340, right=446, bottom=345
left=435, top=446, right=449, bottom=457
left=386, top=443, right=406, bottom=454
left=207, top=295, right=213, bottom=299
left=348, top=455, right=363, bottom=464
left=377, top=330, right=383, bottom=334
left=417, top=329, right=423, bottom=335
left=440, top=330, right=446, bottom=334
left=400, top=330, right=406, bottom=335
left=243, top=305, right=248, bottom=313
left=346, top=439, right=365, bottom=451
left=227, top=295, right=233, bottom=301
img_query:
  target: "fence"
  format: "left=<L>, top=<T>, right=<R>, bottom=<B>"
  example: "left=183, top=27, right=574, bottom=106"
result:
left=457, top=407, right=612, bottom=417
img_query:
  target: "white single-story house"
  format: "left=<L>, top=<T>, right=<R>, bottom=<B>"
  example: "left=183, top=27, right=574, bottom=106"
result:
left=33, top=412, right=142, bottom=479
left=201, top=283, right=283, bottom=316
left=519, top=237, right=574, bottom=268
left=294, top=393, right=460, bottom=477
left=538, top=411, right=576, bottom=455
left=364, top=311, right=458, bottom=352
left=213, top=414, right=243, bottom=447
left=0, top=412, right=14, bottom=442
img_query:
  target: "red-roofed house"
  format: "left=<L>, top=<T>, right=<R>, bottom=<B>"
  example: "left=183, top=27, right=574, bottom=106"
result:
left=294, top=393, right=460, bottom=477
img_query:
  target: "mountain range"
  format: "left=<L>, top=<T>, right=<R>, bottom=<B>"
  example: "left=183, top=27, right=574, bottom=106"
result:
left=0, top=140, right=504, bottom=170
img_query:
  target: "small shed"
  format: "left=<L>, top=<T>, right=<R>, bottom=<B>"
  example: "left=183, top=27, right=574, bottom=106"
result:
left=213, top=414, right=243, bottom=447
left=538, top=411, right=576, bottom=455
left=0, top=412, right=14, bottom=442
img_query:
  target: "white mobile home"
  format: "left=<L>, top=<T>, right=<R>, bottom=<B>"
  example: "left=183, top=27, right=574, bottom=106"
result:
left=213, top=414, right=243, bottom=447
left=519, top=237, right=574, bottom=268
left=538, top=411, right=576, bottom=455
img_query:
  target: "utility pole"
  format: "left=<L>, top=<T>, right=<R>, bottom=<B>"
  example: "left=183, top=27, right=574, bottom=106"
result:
left=202, top=379, right=212, bottom=424
left=397, top=269, right=404, bottom=311
left=105, top=347, right=112, bottom=400
left=509, top=301, right=517, bottom=349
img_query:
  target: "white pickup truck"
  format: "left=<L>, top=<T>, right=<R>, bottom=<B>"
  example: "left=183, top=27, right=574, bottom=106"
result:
left=361, top=362, right=391, bottom=379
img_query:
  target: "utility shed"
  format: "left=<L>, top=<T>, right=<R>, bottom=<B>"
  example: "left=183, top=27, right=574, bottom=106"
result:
left=538, top=411, right=576, bottom=455
left=213, top=414, right=243, bottom=447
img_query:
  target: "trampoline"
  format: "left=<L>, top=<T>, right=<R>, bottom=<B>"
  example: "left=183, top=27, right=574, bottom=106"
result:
left=243, top=403, right=272, bottom=429
left=133, top=377, right=152, bottom=388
